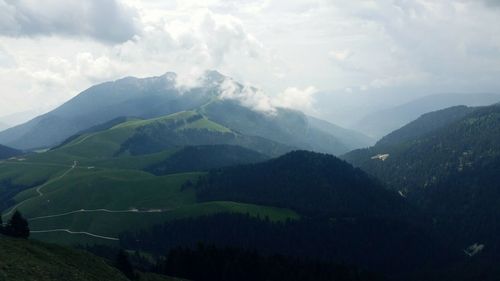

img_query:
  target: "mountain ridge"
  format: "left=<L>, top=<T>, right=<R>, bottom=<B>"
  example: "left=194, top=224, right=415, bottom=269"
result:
left=0, top=71, right=371, bottom=155
left=352, top=93, right=500, bottom=139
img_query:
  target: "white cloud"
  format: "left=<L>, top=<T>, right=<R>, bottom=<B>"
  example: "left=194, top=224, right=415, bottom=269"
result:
left=215, top=73, right=318, bottom=115
left=0, top=0, right=140, bottom=43
left=219, top=77, right=275, bottom=114
left=273, top=86, right=318, bottom=113
left=76, top=53, right=120, bottom=82
left=2, top=0, right=500, bottom=125
left=114, top=8, right=266, bottom=71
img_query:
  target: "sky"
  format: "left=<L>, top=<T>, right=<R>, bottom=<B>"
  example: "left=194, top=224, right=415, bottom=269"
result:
left=1, top=0, right=500, bottom=126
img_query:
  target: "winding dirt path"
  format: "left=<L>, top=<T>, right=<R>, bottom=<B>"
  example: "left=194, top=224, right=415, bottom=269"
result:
left=30, top=229, right=119, bottom=241
left=29, top=208, right=169, bottom=221
left=5, top=160, right=170, bottom=241
left=2, top=161, right=77, bottom=218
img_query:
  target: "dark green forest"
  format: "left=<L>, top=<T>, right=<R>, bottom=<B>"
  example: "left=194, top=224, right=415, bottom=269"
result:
left=196, top=150, right=412, bottom=217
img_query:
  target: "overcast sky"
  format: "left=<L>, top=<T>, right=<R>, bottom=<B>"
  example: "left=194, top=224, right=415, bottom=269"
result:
left=1, top=0, right=500, bottom=125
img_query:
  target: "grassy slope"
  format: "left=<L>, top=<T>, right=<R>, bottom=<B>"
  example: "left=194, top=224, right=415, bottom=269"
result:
left=0, top=236, right=128, bottom=281
left=2, top=164, right=297, bottom=245
left=53, top=111, right=232, bottom=159
left=29, top=201, right=299, bottom=245
left=0, top=161, right=66, bottom=188
left=0, top=111, right=298, bottom=246
left=14, top=170, right=199, bottom=215
left=0, top=236, right=183, bottom=281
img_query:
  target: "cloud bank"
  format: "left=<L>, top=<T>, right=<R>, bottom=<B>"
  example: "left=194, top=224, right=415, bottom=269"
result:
left=0, top=0, right=139, bottom=43
left=1, top=0, right=500, bottom=126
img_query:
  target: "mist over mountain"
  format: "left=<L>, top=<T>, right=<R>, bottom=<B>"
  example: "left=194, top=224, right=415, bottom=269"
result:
left=0, top=72, right=214, bottom=149
left=352, top=93, right=500, bottom=139
left=0, top=71, right=370, bottom=155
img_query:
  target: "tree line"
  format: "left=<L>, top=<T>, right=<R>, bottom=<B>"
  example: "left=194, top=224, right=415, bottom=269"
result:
left=119, top=213, right=452, bottom=275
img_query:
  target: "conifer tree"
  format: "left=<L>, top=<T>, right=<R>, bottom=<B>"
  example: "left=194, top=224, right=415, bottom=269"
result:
left=4, top=211, right=30, bottom=238
left=116, top=249, right=136, bottom=280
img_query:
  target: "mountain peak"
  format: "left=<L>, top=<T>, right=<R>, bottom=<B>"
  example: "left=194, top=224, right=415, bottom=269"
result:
left=203, top=70, right=226, bottom=81
left=161, top=71, right=177, bottom=81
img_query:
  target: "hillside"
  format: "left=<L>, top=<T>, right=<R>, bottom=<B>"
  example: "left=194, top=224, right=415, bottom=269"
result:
left=120, top=151, right=454, bottom=275
left=0, top=235, right=129, bottom=281
left=0, top=71, right=370, bottom=155
left=1, top=163, right=296, bottom=246
left=353, top=93, right=500, bottom=139
left=0, top=109, right=299, bottom=247
left=146, top=145, right=269, bottom=175
left=0, top=72, right=214, bottom=150
left=52, top=110, right=292, bottom=158
left=0, top=144, right=22, bottom=160
left=199, top=99, right=371, bottom=154
left=376, top=105, right=476, bottom=147
left=196, top=150, right=411, bottom=217
left=0, top=127, right=298, bottom=246
left=344, top=104, right=500, bottom=197
left=343, top=104, right=500, bottom=254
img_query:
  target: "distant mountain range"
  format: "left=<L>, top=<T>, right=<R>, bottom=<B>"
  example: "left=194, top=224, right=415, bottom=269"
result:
left=0, top=71, right=371, bottom=155
left=352, top=93, right=500, bottom=139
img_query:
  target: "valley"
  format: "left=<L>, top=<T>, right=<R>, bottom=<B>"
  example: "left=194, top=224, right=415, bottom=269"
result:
left=3, top=2, right=500, bottom=280
left=1, top=72, right=500, bottom=281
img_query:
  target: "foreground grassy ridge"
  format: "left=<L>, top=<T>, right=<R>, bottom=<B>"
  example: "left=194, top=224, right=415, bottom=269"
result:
left=4, top=164, right=298, bottom=245
left=1, top=154, right=299, bottom=246
left=0, top=236, right=184, bottom=281
left=0, top=236, right=128, bottom=281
